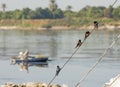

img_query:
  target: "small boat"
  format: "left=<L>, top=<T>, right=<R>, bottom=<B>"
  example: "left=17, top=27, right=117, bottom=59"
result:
left=15, top=57, right=48, bottom=62
left=11, top=55, right=48, bottom=64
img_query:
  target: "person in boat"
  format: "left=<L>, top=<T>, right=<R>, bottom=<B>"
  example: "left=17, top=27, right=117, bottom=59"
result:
left=18, top=50, right=29, bottom=60
left=23, top=50, right=29, bottom=59
left=18, top=52, right=24, bottom=60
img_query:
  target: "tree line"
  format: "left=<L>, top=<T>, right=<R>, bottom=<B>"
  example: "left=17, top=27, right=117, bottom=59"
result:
left=0, top=0, right=120, bottom=20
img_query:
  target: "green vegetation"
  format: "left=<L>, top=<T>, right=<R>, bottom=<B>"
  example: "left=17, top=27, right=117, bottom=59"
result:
left=0, top=0, right=120, bottom=29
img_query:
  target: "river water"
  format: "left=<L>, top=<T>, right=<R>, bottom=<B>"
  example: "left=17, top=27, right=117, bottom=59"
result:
left=0, top=29, right=120, bottom=87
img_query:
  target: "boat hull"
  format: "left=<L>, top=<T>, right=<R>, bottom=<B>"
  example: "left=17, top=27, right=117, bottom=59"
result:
left=15, top=58, right=48, bottom=62
left=11, top=57, right=48, bottom=65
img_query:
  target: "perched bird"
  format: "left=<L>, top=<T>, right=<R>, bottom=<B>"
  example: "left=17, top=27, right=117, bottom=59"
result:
left=56, top=65, right=61, bottom=76
left=94, top=21, right=99, bottom=29
left=84, top=31, right=90, bottom=39
left=75, top=40, right=82, bottom=48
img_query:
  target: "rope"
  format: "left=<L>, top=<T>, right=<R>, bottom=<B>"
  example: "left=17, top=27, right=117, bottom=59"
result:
left=109, top=74, right=120, bottom=86
left=74, top=0, right=119, bottom=86
left=75, top=34, right=120, bottom=87
left=47, top=0, right=118, bottom=86
left=47, top=28, right=97, bottom=87
left=112, top=0, right=118, bottom=6
left=61, top=27, right=95, bottom=70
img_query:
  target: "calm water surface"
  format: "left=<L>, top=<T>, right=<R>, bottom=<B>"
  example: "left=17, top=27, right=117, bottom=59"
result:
left=0, top=29, right=120, bottom=87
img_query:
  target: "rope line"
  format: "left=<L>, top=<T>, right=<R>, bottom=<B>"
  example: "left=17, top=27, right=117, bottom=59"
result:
left=75, top=0, right=119, bottom=86
left=61, top=27, right=95, bottom=70
left=47, top=47, right=80, bottom=86
left=109, top=74, right=120, bottom=86
left=112, top=0, right=118, bottom=6
left=47, top=28, right=96, bottom=87
left=47, top=0, right=118, bottom=86
left=75, top=34, right=120, bottom=87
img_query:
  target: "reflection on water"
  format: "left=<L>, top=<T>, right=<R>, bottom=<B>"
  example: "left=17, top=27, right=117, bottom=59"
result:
left=0, top=29, right=120, bottom=87
left=11, top=61, right=48, bottom=73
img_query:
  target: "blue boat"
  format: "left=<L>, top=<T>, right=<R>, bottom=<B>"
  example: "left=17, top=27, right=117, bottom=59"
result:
left=11, top=55, right=48, bottom=64
left=15, top=57, right=48, bottom=62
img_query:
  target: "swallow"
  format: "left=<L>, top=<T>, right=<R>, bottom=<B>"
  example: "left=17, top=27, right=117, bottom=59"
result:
left=56, top=65, right=61, bottom=76
left=75, top=39, right=82, bottom=48
left=84, top=31, right=90, bottom=39
left=94, top=21, right=99, bottom=29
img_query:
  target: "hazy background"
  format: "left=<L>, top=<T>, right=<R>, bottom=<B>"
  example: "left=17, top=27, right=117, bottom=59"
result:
left=0, top=0, right=120, bottom=11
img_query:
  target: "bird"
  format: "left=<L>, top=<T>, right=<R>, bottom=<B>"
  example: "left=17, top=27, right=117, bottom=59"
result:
left=94, top=21, right=99, bottom=29
left=56, top=65, right=61, bottom=76
left=84, top=31, right=90, bottom=39
left=75, top=39, right=82, bottom=48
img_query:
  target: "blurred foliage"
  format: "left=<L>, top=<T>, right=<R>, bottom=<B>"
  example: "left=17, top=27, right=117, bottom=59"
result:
left=0, top=2, right=120, bottom=27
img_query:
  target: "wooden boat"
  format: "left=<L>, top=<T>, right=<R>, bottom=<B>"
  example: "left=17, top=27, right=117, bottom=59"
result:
left=11, top=55, right=48, bottom=64
left=15, top=57, right=48, bottom=62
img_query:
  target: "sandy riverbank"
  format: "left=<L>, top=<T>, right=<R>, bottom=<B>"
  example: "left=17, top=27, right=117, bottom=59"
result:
left=0, top=25, right=120, bottom=31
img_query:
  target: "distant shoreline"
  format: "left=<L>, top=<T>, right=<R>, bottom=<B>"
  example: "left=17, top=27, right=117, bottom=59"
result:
left=0, top=25, right=120, bottom=31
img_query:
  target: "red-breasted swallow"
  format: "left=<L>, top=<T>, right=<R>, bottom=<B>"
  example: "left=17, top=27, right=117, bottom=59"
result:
left=56, top=65, right=61, bottom=76
left=85, top=31, right=90, bottom=39
left=94, top=21, right=99, bottom=29
left=75, top=40, right=82, bottom=48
